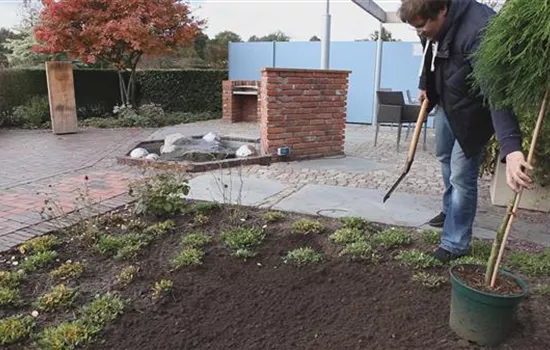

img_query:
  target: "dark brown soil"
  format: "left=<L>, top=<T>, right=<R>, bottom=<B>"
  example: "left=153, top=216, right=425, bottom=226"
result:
left=454, top=264, right=524, bottom=295
left=1, top=204, right=550, bottom=350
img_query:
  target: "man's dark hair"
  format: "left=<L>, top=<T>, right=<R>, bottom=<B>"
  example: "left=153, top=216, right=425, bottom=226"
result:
left=398, top=0, right=451, bottom=23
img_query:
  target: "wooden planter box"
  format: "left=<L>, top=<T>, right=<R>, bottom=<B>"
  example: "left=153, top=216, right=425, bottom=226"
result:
left=45, top=61, right=78, bottom=134
left=490, top=161, right=550, bottom=212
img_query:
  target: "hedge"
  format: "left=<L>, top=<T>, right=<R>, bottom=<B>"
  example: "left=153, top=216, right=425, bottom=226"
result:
left=0, top=68, right=228, bottom=119
left=0, top=69, right=49, bottom=117
left=136, top=70, right=228, bottom=113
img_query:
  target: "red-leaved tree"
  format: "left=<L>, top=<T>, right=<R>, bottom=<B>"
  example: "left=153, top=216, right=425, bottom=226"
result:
left=34, top=0, right=205, bottom=106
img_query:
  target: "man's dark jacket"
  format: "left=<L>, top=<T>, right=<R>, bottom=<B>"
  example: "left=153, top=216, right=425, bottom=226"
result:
left=418, top=0, right=522, bottom=160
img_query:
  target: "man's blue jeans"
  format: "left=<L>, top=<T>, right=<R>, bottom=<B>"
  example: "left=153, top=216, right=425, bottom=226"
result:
left=434, top=107, right=481, bottom=254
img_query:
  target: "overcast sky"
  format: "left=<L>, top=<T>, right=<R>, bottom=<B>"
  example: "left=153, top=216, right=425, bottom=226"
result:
left=0, top=0, right=420, bottom=42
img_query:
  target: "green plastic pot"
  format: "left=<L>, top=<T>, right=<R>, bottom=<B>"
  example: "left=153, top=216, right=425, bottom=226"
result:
left=449, top=264, right=528, bottom=347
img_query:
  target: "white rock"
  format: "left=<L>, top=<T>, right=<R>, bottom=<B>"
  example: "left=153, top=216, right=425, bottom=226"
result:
left=31, top=310, right=39, bottom=317
left=236, top=144, right=258, bottom=157
left=161, top=144, right=176, bottom=154
left=130, top=147, right=149, bottom=158
left=161, top=133, right=186, bottom=154
left=202, top=132, right=221, bottom=142
left=145, top=153, right=160, bottom=160
left=165, top=133, right=185, bottom=145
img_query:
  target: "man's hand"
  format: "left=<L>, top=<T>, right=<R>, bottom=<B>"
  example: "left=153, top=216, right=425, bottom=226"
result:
left=418, top=90, right=428, bottom=104
left=505, top=151, right=533, bottom=192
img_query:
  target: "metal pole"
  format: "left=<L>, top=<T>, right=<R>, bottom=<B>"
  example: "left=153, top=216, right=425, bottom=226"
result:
left=321, top=0, right=331, bottom=69
left=272, top=41, right=276, bottom=67
left=372, top=21, right=383, bottom=124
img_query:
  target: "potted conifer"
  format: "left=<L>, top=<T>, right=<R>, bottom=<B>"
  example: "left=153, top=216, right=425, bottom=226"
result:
left=448, top=0, right=549, bottom=346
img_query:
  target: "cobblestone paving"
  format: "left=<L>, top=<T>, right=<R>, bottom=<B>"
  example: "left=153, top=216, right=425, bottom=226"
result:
left=154, top=121, right=458, bottom=197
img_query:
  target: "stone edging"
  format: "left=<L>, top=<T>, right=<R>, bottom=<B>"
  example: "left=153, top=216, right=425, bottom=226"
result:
left=116, top=154, right=272, bottom=172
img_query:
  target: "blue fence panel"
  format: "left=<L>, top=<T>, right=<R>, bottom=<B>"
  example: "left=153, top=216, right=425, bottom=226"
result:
left=228, top=42, right=274, bottom=80
left=379, top=42, right=435, bottom=127
left=329, top=41, right=376, bottom=124
left=380, top=42, right=435, bottom=127
left=273, top=41, right=375, bottom=123
left=380, top=42, right=422, bottom=99
left=273, top=41, right=321, bottom=69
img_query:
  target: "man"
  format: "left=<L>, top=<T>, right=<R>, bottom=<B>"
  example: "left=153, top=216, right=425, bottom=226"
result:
left=415, top=32, right=450, bottom=229
left=416, top=38, right=449, bottom=229
left=398, top=0, right=528, bottom=262
left=428, top=105, right=451, bottom=229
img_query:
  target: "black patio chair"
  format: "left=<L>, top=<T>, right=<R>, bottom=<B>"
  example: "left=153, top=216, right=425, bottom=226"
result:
left=374, top=90, right=428, bottom=152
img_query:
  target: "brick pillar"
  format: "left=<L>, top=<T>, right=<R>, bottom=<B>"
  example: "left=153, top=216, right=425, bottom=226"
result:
left=259, top=68, right=350, bottom=159
left=222, top=80, right=260, bottom=123
left=222, top=80, right=237, bottom=122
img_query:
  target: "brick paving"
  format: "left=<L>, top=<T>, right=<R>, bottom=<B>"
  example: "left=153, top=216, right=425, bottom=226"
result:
left=0, top=128, right=147, bottom=189
left=0, top=120, right=548, bottom=252
left=0, top=127, right=152, bottom=251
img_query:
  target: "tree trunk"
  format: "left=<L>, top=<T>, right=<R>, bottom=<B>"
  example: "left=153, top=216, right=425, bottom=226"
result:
left=117, top=70, right=128, bottom=106
left=128, top=53, right=142, bottom=107
left=126, top=70, right=134, bottom=107
left=116, top=54, right=142, bottom=108
left=485, top=201, right=512, bottom=285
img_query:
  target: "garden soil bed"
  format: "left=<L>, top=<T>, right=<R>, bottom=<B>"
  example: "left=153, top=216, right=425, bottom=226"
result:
left=1, top=203, right=550, bottom=350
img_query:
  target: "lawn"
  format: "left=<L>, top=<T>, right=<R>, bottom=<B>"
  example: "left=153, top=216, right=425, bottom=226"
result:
left=1, top=174, right=549, bottom=350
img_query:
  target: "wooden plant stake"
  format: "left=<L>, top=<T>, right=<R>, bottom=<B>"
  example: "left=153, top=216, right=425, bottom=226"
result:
left=487, top=88, right=549, bottom=287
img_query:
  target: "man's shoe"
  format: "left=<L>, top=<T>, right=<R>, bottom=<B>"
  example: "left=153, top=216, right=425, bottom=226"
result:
left=428, top=212, right=446, bottom=228
left=432, top=247, right=469, bottom=263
